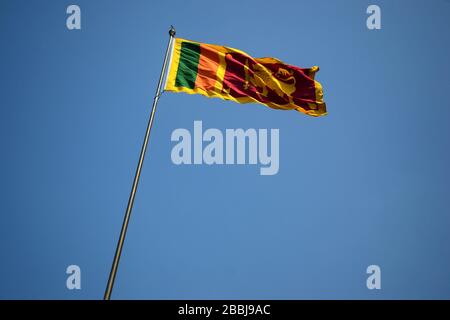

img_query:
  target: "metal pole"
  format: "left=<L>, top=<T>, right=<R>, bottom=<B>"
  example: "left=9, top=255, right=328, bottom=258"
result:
left=104, top=26, right=176, bottom=300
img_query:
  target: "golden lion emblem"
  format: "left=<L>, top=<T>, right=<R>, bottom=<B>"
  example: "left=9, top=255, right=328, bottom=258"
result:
left=243, top=58, right=297, bottom=102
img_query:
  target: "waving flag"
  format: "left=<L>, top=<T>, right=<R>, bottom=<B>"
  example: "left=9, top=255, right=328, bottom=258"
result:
left=165, top=38, right=327, bottom=116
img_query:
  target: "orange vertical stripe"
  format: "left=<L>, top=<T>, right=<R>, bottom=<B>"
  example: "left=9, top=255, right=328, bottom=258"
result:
left=195, top=44, right=221, bottom=91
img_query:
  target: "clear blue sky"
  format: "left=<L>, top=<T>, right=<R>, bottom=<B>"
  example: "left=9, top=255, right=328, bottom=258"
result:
left=0, top=0, right=449, bottom=299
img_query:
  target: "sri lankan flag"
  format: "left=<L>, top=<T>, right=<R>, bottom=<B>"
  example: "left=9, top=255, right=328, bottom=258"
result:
left=165, top=38, right=327, bottom=117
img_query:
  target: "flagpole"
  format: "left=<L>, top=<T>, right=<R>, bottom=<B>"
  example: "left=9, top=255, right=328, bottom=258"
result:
left=104, top=26, right=176, bottom=300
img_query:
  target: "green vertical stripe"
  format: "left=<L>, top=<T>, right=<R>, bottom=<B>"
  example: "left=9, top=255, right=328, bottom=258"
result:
left=175, top=41, right=201, bottom=89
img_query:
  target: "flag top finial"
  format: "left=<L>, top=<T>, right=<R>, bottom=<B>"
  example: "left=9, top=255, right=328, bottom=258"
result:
left=169, top=25, right=176, bottom=37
